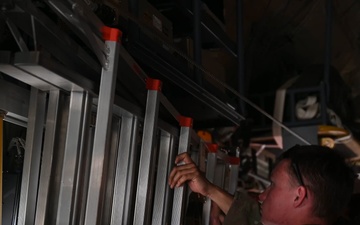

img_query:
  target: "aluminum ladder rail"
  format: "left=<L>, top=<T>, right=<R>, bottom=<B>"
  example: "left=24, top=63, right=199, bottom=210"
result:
left=3, top=57, right=94, bottom=225
left=202, top=143, right=219, bottom=225
left=84, top=27, right=122, bottom=225
left=133, top=78, right=162, bottom=225
left=152, top=116, right=195, bottom=225
left=170, top=116, right=193, bottom=225
left=133, top=77, right=196, bottom=225
left=226, top=152, right=241, bottom=195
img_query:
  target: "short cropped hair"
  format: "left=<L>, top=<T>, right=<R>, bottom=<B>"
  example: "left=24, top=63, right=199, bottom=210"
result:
left=279, top=145, right=355, bottom=221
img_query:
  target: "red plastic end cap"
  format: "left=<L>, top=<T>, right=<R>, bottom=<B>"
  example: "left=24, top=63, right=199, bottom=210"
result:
left=102, top=26, right=122, bottom=42
left=206, top=143, right=218, bottom=153
left=228, top=156, right=240, bottom=165
left=146, top=78, right=162, bottom=91
left=179, top=116, right=193, bottom=127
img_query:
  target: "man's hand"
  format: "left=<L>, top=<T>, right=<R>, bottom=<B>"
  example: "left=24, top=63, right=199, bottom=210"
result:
left=168, top=152, right=234, bottom=214
left=168, top=152, right=213, bottom=197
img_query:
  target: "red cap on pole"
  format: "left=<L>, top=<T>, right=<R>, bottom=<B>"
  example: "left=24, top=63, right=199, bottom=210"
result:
left=146, top=78, right=162, bottom=91
left=179, top=116, right=193, bottom=127
left=102, top=26, right=122, bottom=42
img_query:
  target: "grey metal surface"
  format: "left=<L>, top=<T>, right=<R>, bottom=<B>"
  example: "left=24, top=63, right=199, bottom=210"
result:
left=43, top=93, right=69, bottom=225
left=34, top=90, right=60, bottom=225
left=14, top=51, right=96, bottom=94
left=84, top=40, right=120, bottom=225
left=123, top=118, right=140, bottom=225
left=0, top=78, right=29, bottom=124
left=101, top=116, right=121, bottom=225
left=71, top=92, right=92, bottom=225
left=228, top=164, right=240, bottom=195
left=75, top=125, right=95, bottom=225
left=214, top=162, right=226, bottom=189
left=111, top=113, right=139, bottom=225
left=56, top=90, right=86, bottom=224
left=18, top=87, right=46, bottom=225
left=205, top=153, right=217, bottom=183
left=2, top=112, right=27, bottom=128
left=133, top=89, right=160, bottom=225
left=0, top=51, right=56, bottom=91
left=171, top=126, right=191, bottom=225
left=152, top=130, right=174, bottom=225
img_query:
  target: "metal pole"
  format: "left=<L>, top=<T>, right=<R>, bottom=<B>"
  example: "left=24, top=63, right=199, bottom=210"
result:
left=227, top=157, right=240, bottom=195
left=171, top=116, right=193, bottom=225
left=35, top=90, right=60, bottom=225
left=56, top=91, right=87, bottom=225
left=18, top=88, right=47, bottom=225
left=0, top=110, right=6, bottom=225
left=202, top=144, right=218, bottom=225
left=111, top=113, right=139, bottom=225
left=84, top=27, right=121, bottom=225
left=134, top=78, right=161, bottom=225
left=152, top=130, right=174, bottom=225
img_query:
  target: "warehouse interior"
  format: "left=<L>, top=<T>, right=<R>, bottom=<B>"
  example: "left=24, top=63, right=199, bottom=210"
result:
left=0, top=0, right=360, bottom=224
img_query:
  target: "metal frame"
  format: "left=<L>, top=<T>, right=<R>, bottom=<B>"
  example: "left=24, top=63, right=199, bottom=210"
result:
left=111, top=112, right=139, bottom=225
left=84, top=37, right=120, bottom=225
left=56, top=90, right=87, bottom=224
left=202, top=145, right=218, bottom=225
left=35, top=90, right=60, bottom=225
left=171, top=120, right=192, bottom=225
left=18, top=87, right=46, bottom=225
left=152, top=129, right=175, bottom=225
left=133, top=84, right=161, bottom=225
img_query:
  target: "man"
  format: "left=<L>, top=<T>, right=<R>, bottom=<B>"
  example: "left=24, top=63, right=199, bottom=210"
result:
left=168, top=145, right=355, bottom=225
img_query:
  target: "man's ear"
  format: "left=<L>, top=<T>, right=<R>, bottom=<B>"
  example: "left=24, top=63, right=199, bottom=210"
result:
left=293, top=186, right=307, bottom=207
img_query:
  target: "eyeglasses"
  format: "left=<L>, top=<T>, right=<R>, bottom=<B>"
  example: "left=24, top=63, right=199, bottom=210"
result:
left=291, top=161, right=307, bottom=197
left=291, top=161, right=305, bottom=187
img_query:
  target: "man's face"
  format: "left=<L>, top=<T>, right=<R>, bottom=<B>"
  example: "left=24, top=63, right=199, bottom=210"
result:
left=258, top=160, right=296, bottom=225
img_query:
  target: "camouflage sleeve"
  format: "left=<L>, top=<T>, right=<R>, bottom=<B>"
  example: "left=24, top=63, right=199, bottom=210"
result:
left=223, top=190, right=262, bottom=225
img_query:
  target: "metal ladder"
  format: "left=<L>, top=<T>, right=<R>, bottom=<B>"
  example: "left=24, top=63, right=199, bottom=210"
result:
left=0, top=1, right=224, bottom=224
left=0, top=26, right=201, bottom=225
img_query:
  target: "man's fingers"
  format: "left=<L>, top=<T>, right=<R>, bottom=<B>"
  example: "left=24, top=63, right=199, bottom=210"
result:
left=169, top=163, right=195, bottom=185
left=174, top=152, right=193, bottom=165
left=168, top=163, right=198, bottom=188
